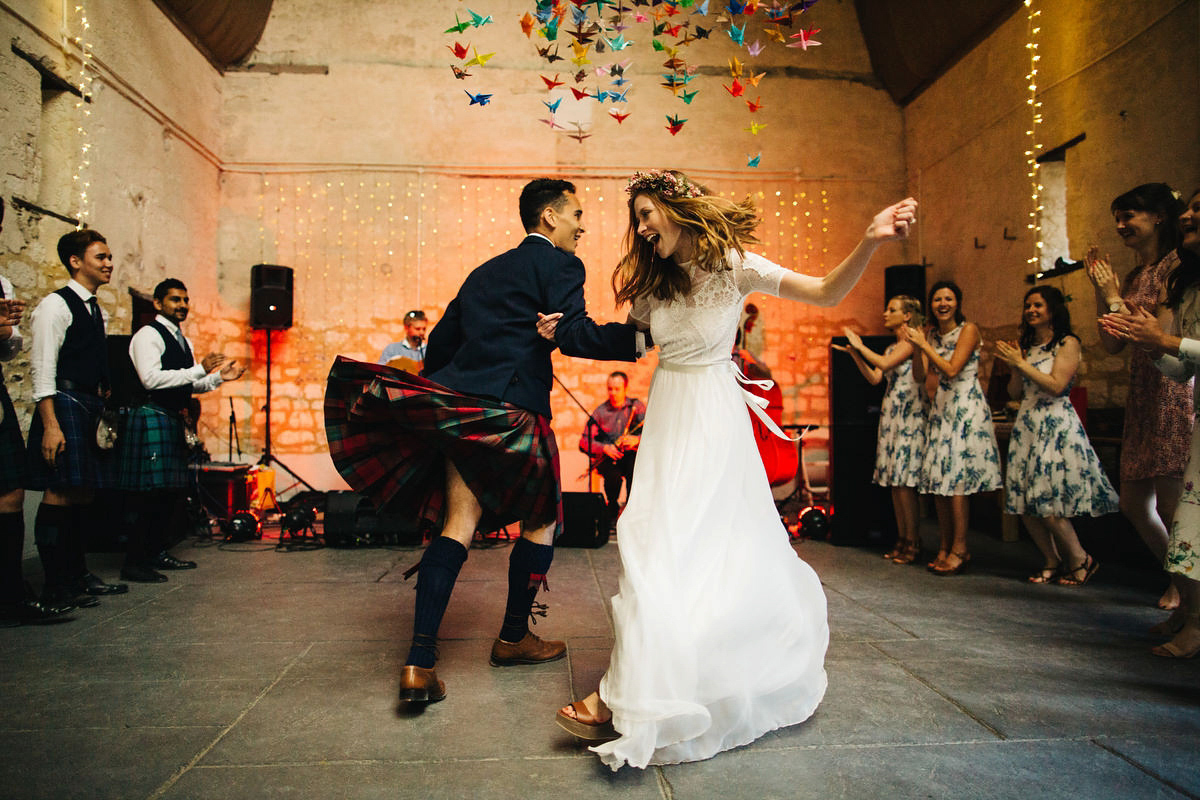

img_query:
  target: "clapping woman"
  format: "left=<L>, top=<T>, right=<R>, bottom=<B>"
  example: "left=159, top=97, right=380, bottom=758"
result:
left=905, top=281, right=1002, bottom=575
left=995, top=286, right=1119, bottom=585
left=835, top=295, right=927, bottom=564
left=1102, top=188, right=1200, bottom=657
left=1085, top=184, right=1190, bottom=609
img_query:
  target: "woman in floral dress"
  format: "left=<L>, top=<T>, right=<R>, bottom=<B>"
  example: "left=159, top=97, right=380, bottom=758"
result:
left=1086, top=183, right=1189, bottom=610
left=1104, top=188, right=1200, bottom=657
left=836, top=295, right=928, bottom=564
left=905, top=281, right=1002, bottom=575
left=995, top=286, right=1118, bottom=585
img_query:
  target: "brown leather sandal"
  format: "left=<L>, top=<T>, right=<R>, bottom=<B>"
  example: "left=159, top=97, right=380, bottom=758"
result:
left=1056, top=555, right=1098, bottom=586
left=555, top=701, right=618, bottom=742
left=1027, top=564, right=1061, bottom=584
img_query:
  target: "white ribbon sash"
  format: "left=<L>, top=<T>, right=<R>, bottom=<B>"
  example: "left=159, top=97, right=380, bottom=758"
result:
left=657, top=359, right=797, bottom=442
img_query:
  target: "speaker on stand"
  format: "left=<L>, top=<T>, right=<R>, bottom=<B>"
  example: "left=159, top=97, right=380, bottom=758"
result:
left=249, top=265, right=315, bottom=501
left=884, top=264, right=926, bottom=307
left=251, top=264, right=294, bottom=330
left=828, top=335, right=896, bottom=547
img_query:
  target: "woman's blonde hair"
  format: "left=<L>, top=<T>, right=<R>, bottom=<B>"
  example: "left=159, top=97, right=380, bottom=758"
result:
left=613, top=170, right=761, bottom=306
left=890, top=294, right=924, bottom=327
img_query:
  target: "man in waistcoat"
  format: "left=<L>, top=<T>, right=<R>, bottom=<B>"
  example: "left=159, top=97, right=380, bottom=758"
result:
left=0, top=198, right=73, bottom=625
left=116, top=278, right=245, bottom=582
left=28, top=229, right=126, bottom=608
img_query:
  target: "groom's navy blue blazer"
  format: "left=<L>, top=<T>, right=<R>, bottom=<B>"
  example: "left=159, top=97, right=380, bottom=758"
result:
left=423, top=234, right=638, bottom=419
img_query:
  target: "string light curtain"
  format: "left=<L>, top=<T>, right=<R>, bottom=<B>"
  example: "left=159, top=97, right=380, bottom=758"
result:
left=244, top=169, right=839, bottom=426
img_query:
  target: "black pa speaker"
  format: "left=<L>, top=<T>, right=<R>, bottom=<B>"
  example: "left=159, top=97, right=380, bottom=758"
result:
left=251, top=264, right=294, bottom=330
left=557, top=492, right=611, bottom=548
left=828, top=337, right=895, bottom=547
left=884, top=264, right=926, bottom=309
left=105, top=334, right=141, bottom=409
left=324, top=491, right=423, bottom=547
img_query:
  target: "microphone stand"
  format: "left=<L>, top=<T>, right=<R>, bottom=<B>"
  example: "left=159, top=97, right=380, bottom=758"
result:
left=552, top=374, right=605, bottom=487
left=228, top=397, right=241, bottom=462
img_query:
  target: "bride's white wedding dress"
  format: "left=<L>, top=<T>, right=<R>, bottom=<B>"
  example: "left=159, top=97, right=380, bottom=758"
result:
left=592, top=251, right=829, bottom=770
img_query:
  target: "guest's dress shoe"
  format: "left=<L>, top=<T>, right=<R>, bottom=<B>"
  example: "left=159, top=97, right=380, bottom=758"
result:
left=77, top=573, right=129, bottom=596
left=120, top=564, right=168, bottom=583
left=0, top=597, right=75, bottom=626
left=42, top=587, right=99, bottom=609
left=154, top=552, right=197, bottom=570
left=398, top=665, right=446, bottom=703
left=490, top=631, right=567, bottom=666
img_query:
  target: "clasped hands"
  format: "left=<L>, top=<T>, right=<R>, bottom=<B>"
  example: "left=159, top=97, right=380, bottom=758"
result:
left=200, top=352, right=248, bottom=381
left=0, top=298, right=27, bottom=328
left=1098, top=304, right=1165, bottom=351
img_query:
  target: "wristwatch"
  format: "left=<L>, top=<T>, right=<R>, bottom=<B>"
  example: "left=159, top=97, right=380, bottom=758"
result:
left=1107, top=300, right=1123, bottom=313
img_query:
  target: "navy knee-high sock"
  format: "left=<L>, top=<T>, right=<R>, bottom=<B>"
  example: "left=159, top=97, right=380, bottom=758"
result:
left=0, top=511, right=25, bottom=604
left=33, top=504, right=72, bottom=593
left=405, top=536, right=468, bottom=669
left=498, top=537, right=554, bottom=644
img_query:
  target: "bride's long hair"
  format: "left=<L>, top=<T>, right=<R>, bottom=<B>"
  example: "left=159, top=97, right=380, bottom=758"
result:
left=613, top=170, right=760, bottom=306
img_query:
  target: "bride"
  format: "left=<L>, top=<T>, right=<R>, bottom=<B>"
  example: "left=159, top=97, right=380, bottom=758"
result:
left=542, top=169, right=916, bottom=770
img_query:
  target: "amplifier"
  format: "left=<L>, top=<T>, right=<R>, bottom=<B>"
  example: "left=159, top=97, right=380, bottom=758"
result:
left=189, top=463, right=250, bottom=521
left=557, top=492, right=611, bottom=548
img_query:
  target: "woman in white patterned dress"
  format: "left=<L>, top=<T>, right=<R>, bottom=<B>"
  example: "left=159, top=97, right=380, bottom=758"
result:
left=995, top=286, right=1118, bottom=585
left=835, top=295, right=928, bottom=564
left=1103, top=188, right=1200, bottom=657
left=904, top=281, right=1002, bottom=576
left=549, top=170, right=917, bottom=768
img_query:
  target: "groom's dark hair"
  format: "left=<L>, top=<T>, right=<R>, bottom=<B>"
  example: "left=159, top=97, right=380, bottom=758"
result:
left=519, top=178, right=577, bottom=232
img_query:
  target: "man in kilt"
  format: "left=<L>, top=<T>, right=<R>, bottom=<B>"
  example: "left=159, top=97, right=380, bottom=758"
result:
left=115, top=278, right=244, bottom=582
left=0, top=198, right=73, bottom=625
left=326, top=178, right=647, bottom=704
left=27, top=229, right=128, bottom=608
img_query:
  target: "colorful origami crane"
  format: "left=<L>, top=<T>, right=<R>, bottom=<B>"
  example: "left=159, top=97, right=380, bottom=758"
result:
left=464, top=47, right=495, bottom=68
left=788, top=27, right=821, bottom=50
left=466, top=8, right=493, bottom=28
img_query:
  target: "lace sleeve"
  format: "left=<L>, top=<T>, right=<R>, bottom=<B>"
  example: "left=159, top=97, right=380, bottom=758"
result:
left=734, top=251, right=789, bottom=298
left=629, top=295, right=651, bottom=325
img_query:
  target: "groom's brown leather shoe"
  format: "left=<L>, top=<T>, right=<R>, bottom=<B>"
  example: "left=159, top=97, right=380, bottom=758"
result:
left=398, top=666, right=445, bottom=703
left=490, top=631, right=566, bottom=666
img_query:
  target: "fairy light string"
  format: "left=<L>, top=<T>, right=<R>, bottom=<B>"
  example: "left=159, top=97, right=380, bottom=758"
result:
left=1023, top=0, right=1044, bottom=269
left=71, top=3, right=95, bottom=227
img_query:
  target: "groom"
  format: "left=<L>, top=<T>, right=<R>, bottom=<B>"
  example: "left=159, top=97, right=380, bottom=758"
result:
left=400, top=178, right=648, bottom=703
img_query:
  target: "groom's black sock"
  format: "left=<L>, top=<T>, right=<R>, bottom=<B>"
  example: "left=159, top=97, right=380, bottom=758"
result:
left=498, top=537, right=554, bottom=643
left=405, top=536, right=468, bottom=669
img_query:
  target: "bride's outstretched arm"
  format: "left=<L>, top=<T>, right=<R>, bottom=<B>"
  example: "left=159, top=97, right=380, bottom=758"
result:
left=777, top=198, right=917, bottom=307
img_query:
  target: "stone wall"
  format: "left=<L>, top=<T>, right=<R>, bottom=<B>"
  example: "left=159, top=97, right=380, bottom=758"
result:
left=217, top=0, right=911, bottom=487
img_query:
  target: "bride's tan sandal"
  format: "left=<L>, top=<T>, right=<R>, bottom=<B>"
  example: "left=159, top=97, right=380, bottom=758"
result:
left=555, top=700, right=618, bottom=742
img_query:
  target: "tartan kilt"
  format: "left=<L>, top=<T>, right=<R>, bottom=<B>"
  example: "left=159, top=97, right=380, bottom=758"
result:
left=0, top=380, right=27, bottom=493
left=324, top=356, right=562, bottom=536
left=114, top=403, right=188, bottom=491
left=26, top=390, right=114, bottom=491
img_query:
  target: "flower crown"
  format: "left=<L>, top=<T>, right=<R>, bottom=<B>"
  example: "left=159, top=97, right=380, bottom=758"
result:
left=625, top=170, right=704, bottom=200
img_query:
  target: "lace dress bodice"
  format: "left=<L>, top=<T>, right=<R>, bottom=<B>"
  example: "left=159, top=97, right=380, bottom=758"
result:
left=629, top=251, right=787, bottom=366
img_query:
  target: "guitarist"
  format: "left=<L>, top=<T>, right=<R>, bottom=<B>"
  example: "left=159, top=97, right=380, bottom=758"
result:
left=378, top=309, right=428, bottom=373
left=579, top=371, right=645, bottom=528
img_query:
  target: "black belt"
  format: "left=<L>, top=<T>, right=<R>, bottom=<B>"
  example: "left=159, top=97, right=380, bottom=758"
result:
left=56, top=378, right=101, bottom=396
